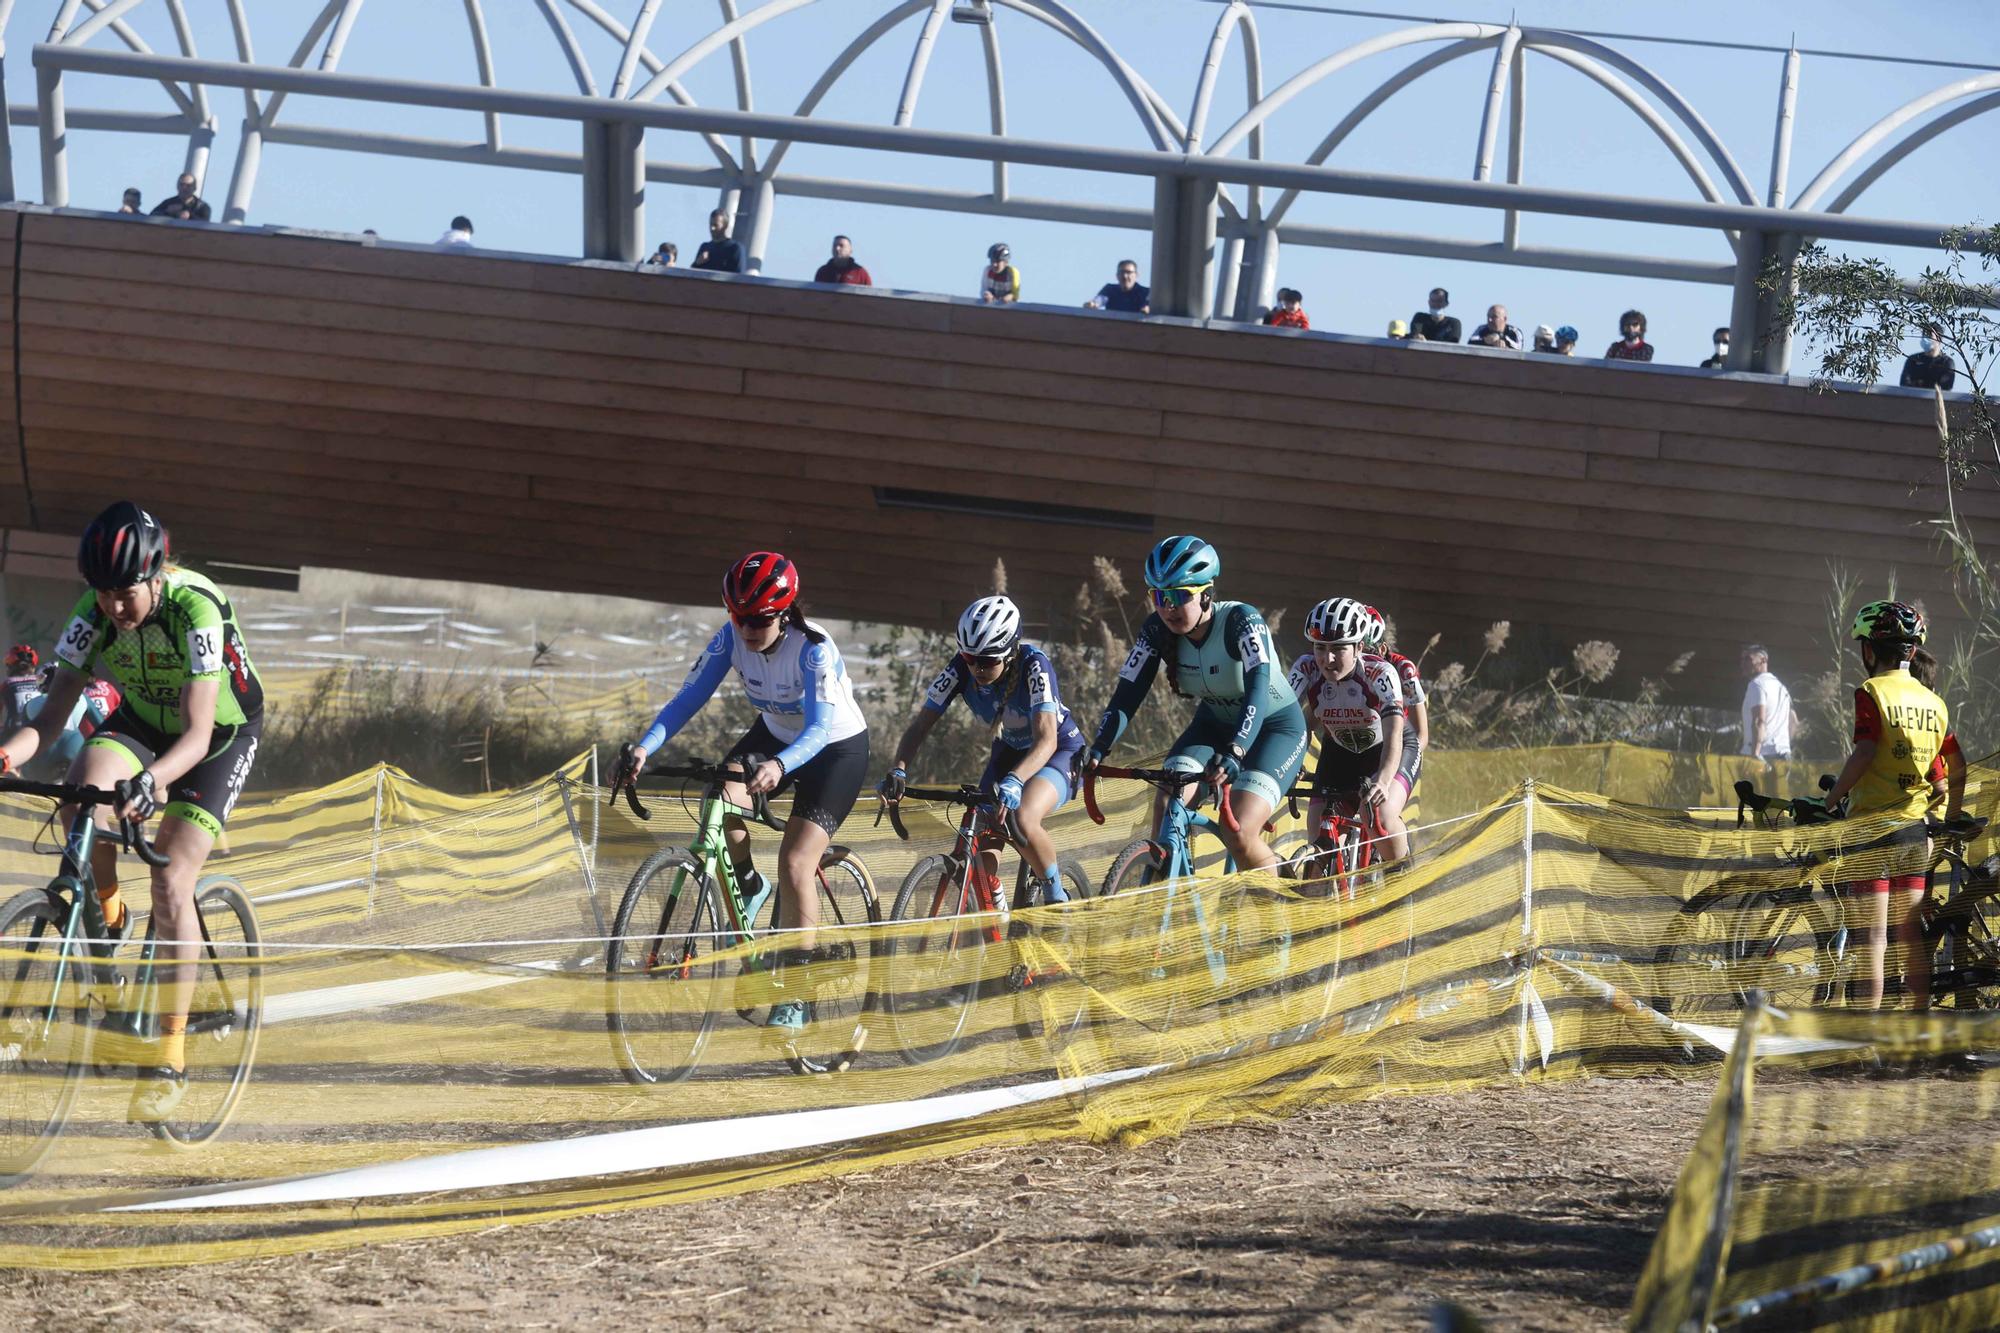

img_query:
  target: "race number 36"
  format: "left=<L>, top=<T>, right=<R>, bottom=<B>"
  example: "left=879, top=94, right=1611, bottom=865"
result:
left=54, top=616, right=97, bottom=668
left=187, top=627, right=223, bottom=673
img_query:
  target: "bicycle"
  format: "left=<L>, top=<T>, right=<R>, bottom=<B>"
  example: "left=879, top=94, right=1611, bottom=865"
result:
left=0, top=777, right=263, bottom=1184
left=1287, top=777, right=1383, bottom=900
left=878, top=784, right=1095, bottom=1065
left=604, top=760, right=882, bottom=1081
left=1082, top=765, right=1294, bottom=1033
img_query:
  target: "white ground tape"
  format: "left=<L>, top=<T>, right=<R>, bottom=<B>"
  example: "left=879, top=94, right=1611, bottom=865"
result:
left=263, top=960, right=559, bottom=1026
left=113, top=1061, right=1169, bottom=1213
left=1677, top=1021, right=1865, bottom=1057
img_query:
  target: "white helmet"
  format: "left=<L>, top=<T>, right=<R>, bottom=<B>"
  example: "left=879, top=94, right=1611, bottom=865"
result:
left=1304, top=597, right=1372, bottom=646
left=957, top=595, right=1022, bottom=657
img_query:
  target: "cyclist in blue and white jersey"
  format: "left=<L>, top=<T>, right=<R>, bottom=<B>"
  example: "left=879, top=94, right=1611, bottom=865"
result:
left=1085, top=535, right=1309, bottom=873
left=613, top=552, right=870, bottom=1030
left=880, top=596, right=1086, bottom=906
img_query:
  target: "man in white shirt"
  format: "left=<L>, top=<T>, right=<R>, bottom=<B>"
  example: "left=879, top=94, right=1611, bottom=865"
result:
left=1740, top=645, right=1792, bottom=763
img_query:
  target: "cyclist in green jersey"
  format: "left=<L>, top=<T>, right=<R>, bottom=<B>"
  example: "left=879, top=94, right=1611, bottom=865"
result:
left=1086, top=535, right=1309, bottom=873
left=0, top=502, right=264, bottom=1122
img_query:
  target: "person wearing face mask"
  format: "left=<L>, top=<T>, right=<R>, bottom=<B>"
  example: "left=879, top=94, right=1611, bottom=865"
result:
left=1604, top=309, right=1654, bottom=362
left=611, top=553, right=871, bottom=1033
left=1409, top=287, right=1461, bottom=343
left=1899, top=326, right=1957, bottom=391
left=1699, top=326, right=1731, bottom=370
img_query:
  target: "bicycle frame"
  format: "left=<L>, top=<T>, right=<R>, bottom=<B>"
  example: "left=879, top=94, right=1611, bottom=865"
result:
left=637, top=780, right=783, bottom=971
left=1086, top=766, right=1240, bottom=986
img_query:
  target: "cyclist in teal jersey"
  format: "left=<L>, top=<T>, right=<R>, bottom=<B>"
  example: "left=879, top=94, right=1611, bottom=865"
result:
left=1086, top=535, right=1308, bottom=873
left=0, top=502, right=264, bottom=1123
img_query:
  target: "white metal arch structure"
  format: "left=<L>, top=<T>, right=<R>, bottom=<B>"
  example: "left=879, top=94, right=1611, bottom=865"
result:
left=10, top=3, right=1997, bottom=373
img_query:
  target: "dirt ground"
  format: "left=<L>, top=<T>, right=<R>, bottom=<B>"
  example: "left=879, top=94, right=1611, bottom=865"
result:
left=1, top=1076, right=1708, bottom=1331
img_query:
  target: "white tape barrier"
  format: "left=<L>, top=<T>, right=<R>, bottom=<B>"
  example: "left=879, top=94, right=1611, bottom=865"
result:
left=114, top=1061, right=1168, bottom=1213
left=262, top=960, right=560, bottom=1026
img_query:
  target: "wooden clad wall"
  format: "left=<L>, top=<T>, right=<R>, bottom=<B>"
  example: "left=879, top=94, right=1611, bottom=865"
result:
left=5, top=206, right=1986, bottom=695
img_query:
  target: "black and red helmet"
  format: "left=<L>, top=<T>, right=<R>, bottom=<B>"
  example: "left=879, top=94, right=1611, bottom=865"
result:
left=722, top=552, right=800, bottom=618
left=78, top=500, right=169, bottom=591
left=4, top=644, right=36, bottom=673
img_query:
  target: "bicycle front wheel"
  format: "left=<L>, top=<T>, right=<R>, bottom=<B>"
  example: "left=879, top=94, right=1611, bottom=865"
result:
left=606, top=848, right=724, bottom=1086
left=781, top=848, right=882, bottom=1076
left=0, top=889, right=88, bottom=1186
left=1010, top=855, right=1098, bottom=1058
left=151, top=877, right=264, bottom=1149
left=885, top=855, right=987, bottom=1066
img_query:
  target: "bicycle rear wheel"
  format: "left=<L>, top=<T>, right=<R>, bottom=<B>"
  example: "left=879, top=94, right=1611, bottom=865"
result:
left=606, top=848, right=724, bottom=1086
left=885, top=855, right=987, bottom=1066
left=150, top=877, right=264, bottom=1148
left=1941, top=870, right=2000, bottom=1011
left=1099, top=840, right=1188, bottom=1036
left=781, top=848, right=882, bottom=1076
left=0, top=889, right=88, bottom=1186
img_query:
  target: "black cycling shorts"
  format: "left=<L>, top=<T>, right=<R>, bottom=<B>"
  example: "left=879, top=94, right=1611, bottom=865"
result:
left=727, top=718, right=870, bottom=835
left=86, top=708, right=261, bottom=840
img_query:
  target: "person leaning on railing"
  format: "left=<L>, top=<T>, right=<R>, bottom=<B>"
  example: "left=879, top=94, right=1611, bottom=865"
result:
left=1822, top=600, right=1967, bottom=1010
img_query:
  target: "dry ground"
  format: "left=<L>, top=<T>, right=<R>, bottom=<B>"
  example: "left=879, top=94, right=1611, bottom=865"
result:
left=0, top=1076, right=1709, bottom=1331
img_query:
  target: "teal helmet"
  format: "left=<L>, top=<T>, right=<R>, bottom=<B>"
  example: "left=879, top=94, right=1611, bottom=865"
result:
left=1144, top=535, right=1221, bottom=590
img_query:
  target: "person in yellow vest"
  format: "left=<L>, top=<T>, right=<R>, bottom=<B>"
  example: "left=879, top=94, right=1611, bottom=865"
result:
left=1823, top=600, right=1966, bottom=1009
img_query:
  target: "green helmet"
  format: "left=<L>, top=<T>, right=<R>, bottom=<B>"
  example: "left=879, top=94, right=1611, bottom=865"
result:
left=1851, top=599, right=1926, bottom=645
left=1144, top=535, right=1221, bottom=590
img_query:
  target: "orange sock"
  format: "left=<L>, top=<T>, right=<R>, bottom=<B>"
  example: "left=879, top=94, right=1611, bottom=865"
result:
left=97, top=885, right=125, bottom=932
left=159, top=1015, right=186, bottom=1074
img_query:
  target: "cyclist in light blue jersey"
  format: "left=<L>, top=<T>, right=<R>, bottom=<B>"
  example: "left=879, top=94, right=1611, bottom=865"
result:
left=1086, top=535, right=1308, bottom=873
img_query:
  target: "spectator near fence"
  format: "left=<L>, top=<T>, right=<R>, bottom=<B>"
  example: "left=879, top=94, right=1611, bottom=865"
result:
left=1410, top=287, right=1461, bottom=343
left=1900, top=327, right=1957, bottom=390
left=1470, top=304, right=1523, bottom=350
left=692, top=209, right=745, bottom=274
left=813, top=235, right=872, bottom=286
left=643, top=242, right=678, bottom=268
left=150, top=173, right=210, bottom=221
left=1554, top=325, right=1579, bottom=356
left=1388, top=318, right=1411, bottom=339
left=117, top=187, right=142, bottom=214
left=1264, top=288, right=1309, bottom=329
left=1087, top=260, right=1150, bottom=313
left=980, top=244, right=1021, bottom=303
left=1739, top=645, right=1793, bottom=764
left=1605, top=309, right=1654, bottom=362
left=1530, top=324, right=1558, bottom=354
left=1699, top=326, right=1730, bottom=369
left=435, top=215, right=475, bottom=250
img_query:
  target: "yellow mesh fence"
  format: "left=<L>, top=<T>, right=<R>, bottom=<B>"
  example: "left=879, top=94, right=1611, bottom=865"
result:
left=0, top=742, right=1992, bottom=1322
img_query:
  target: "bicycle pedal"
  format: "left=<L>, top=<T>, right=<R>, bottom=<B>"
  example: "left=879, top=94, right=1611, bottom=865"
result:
left=1005, top=963, right=1032, bottom=993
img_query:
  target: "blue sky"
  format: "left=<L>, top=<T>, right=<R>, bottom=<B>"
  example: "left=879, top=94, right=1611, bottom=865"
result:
left=5, top=0, right=1996, bottom=370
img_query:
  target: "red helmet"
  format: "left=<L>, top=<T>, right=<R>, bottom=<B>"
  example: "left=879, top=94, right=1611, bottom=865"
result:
left=4, top=644, right=36, bottom=673
left=722, top=552, right=800, bottom=618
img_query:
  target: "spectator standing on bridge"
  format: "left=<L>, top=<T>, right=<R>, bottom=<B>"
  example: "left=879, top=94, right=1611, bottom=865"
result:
left=1470, top=304, right=1522, bottom=350
left=1409, top=287, right=1461, bottom=343
left=1530, top=324, right=1558, bottom=354
left=693, top=209, right=745, bottom=274
left=1699, top=326, right=1731, bottom=369
left=980, top=243, right=1021, bottom=303
left=1553, top=325, right=1580, bottom=356
left=1605, top=309, right=1654, bottom=362
left=1900, top=327, right=1957, bottom=391
left=117, top=188, right=143, bottom=214
left=1087, top=260, right=1150, bottom=314
left=643, top=242, right=678, bottom=268
left=1264, top=288, right=1309, bottom=329
left=1739, top=645, right=1792, bottom=767
left=435, top=216, right=475, bottom=250
left=149, top=173, right=210, bottom=222
left=813, top=235, right=872, bottom=286
left=1388, top=318, right=1411, bottom=339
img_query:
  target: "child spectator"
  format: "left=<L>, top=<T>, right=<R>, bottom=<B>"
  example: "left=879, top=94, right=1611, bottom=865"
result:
left=1554, top=325, right=1579, bottom=356
left=1264, top=288, right=1309, bottom=329
left=435, top=215, right=475, bottom=249
left=1605, top=309, right=1654, bottom=361
left=644, top=241, right=678, bottom=268
left=1531, top=324, right=1558, bottom=354
left=1389, top=318, right=1411, bottom=340
left=117, top=187, right=142, bottom=214
left=980, top=243, right=1021, bottom=303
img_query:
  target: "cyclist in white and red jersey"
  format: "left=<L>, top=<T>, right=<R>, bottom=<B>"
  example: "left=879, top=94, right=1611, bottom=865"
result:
left=1290, top=598, right=1410, bottom=862
left=1360, top=605, right=1427, bottom=800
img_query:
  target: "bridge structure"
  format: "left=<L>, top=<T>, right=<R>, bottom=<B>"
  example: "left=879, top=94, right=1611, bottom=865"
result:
left=2, top=1, right=1997, bottom=374
left=0, top=204, right=1987, bottom=701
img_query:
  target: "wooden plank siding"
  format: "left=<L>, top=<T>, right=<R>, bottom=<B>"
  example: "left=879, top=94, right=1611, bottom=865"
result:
left=3, top=206, right=1985, bottom=695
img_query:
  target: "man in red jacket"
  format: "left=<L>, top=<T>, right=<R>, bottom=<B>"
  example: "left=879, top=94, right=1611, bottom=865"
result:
left=814, top=235, right=873, bottom=287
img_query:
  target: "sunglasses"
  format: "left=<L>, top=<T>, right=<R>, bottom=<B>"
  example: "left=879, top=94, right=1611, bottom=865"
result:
left=732, top=611, right=781, bottom=629
left=962, top=651, right=1009, bottom=668
left=1151, top=585, right=1209, bottom=611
